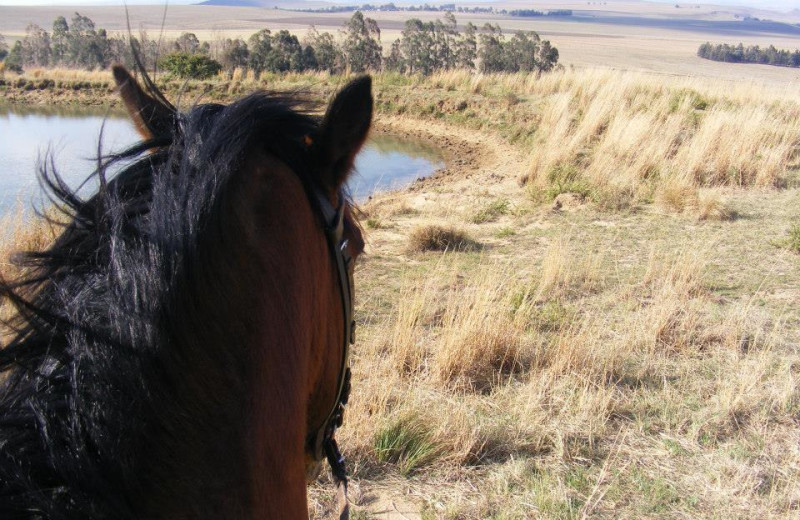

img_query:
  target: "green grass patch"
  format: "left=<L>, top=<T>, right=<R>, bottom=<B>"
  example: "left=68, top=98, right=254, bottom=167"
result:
left=669, top=88, right=710, bottom=113
left=531, top=163, right=592, bottom=202
left=495, top=227, right=516, bottom=238
left=772, top=222, right=800, bottom=253
left=374, top=415, right=439, bottom=476
left=786, top=222, right=800, bottom=253
left=470, top=198, right=510, bottom=224
left=631, top=469, right=683, bottom=514
left=365, top=217, right=387, bottom=229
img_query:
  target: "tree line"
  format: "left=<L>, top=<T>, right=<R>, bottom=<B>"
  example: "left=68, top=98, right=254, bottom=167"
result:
left=299, top=3, right=572, bottom=16
left=2, top=11, right=559, bottom=78
left=697, top=42, right=800, bottom=68
left=508, top=9, right=573, bottom=17
left=299, top=4, right=497, bottom=14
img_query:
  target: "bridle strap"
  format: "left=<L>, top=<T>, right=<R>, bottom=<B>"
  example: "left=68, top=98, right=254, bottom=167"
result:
left=308, top=186, right=355, bottom=518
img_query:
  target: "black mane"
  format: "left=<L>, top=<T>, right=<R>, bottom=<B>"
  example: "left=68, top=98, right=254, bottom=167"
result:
left=0, top=80, right=323, bottom=518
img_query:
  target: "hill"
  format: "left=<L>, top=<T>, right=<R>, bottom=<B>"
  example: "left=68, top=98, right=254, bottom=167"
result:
left=198, top=0, right=296, bottom=6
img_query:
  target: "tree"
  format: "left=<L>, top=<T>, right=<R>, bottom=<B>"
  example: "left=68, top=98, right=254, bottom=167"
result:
left=248, top=29, right=273, bottom=73
left=22, top=24, right=52, bottom=67
left=159, top=52, right=222, bottom=79
left=174, top=32, right=201, bottom=54
left=306, top=27, right=344, bottom=74
left=383, top=39, right=405, bottom=72
left=477, top=23, right=506, bottom=72
left=505, top=31, right=540, bottom=72
left=104, top=34, right=134, bottom=68
left=248, top=29, right=309, bottom=73
left=270, top=30, right=306, bottom=72
left=219, top=38, right=249, bottom=72
left=537, top=40, right=559, bottom=71
left=399, top=18, right=436, bottom=74
left=341, top=11, right=382, bottom=72
left=0, top=35, right=7, bottom=61
left=432, top=11, right=458, bottom=70
left=66, top=12, right=108, bottom=68
left=454, top=21, right=477, bottom=70
left=51, top=15, right=69, bottom=64
left=5, top=41, right=24, bottom=73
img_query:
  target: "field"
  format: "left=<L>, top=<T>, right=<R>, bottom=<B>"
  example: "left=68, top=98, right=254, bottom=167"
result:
left=2, top=1, right=800, bottom=519
left=2, top=66, right=800, bottom=518
left=3, top=1, right=800, bottom=82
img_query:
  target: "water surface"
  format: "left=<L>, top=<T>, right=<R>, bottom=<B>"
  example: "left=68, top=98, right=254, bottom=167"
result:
left=0, top=105, right=443, bottom=216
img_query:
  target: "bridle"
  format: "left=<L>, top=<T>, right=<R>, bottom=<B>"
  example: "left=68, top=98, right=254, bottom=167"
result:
left=307, top=185, right=356, bottom=519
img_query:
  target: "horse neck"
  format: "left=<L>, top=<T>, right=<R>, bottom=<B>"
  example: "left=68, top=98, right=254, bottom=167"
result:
left=143, top=154, right=339, bottom=519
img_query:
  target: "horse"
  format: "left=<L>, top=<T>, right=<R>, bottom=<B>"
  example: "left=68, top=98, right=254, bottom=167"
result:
left=0, top=65, right=370, bottom=519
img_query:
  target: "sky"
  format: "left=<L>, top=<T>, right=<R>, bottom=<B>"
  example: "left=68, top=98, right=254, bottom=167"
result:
left=1, top=0, right=799, bottom=11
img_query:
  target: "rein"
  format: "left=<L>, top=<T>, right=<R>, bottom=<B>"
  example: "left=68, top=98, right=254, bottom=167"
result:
left=308, top=186, right=356, bottom=520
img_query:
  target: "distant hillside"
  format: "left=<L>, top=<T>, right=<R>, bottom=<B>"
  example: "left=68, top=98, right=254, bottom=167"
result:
left=197, top=0, right=286, bottom=6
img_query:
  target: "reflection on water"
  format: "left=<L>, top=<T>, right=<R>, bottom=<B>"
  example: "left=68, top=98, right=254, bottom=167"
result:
left=0, top=106, right=135, bottom=216
left=0, top=104, right=443, bottom=216
left=350, top=134, right=444, bottom=201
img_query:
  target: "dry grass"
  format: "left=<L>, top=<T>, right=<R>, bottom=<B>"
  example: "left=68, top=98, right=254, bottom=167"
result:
left=0, top=207, right=60, bottom=338
left=696, top=190, right=734, bottom=221
left=4, top=65, right=800, bottom=519
left=20, top=67, right=113, bottom=83
left=328, top=221, right=799, bottom=518
left=407, top=224, right=478, bottom=253
left=417, top=68, right=800, bottom=211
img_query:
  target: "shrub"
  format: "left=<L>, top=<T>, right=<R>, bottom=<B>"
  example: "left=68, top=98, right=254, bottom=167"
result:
left=159, top=52, right=222, bottom=79
left=407, top=225, right=479, bottom=252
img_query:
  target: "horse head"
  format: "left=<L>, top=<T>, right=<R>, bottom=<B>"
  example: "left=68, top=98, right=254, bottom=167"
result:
left=0, top=67, right=371, bottom=519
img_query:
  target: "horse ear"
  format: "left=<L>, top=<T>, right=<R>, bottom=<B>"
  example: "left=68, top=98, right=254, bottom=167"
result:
left=314, top=76, right=373, bottom=191
left=112, top=65, right=174, bottom=139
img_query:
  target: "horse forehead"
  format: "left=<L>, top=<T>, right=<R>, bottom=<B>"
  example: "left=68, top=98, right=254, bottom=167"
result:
left=243, top=150, right=308, bottom=202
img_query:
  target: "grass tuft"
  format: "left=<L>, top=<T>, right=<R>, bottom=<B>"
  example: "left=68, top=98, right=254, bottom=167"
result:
left=697, top=190, right=734, bottom=221
left=374, top=415, right=439, bottom=476
left=784, top=222, right=800, bottom=253
left=407, top=225, right=479, bottom=252
left=470, top=198, right=510, bottom=224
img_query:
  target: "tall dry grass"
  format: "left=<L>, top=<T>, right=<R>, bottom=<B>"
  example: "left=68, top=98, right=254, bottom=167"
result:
left=325, top=231, right=798, bottom=517
left=18, top=67, right=114, bottom=83
left=0, top=207, right=60, bottom=338
left=423, top=68, right=800, bottom=209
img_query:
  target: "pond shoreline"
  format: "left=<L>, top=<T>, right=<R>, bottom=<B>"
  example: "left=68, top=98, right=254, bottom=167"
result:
left=0, top=99, right=453, bottom=217
left=0, top=78, right=470, bottom=206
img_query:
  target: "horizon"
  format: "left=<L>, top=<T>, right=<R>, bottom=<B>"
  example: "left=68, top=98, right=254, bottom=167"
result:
left=1, top=0, right=800, bottom=12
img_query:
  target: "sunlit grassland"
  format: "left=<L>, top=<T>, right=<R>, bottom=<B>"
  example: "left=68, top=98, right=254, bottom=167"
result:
left=2, top=66, right=800, bottom=518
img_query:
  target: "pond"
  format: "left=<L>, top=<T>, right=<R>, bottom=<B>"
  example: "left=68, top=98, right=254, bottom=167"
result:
left=0, top=105, right=444, bottom=216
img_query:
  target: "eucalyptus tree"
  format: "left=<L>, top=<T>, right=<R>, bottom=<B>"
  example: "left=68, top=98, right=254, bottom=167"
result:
left=66, top=12, right=109, bottom=68
left=21, top=24, right=51, bottom=67
left=432, top=11, right=458, bottom=70
left=5, top=41, right=23, bottom=72
left=219, top=38, right=249, bottom=72
left=477, top=23, right=506, bottom=72
left=174, top=32, right=201, bottom=54
left=399, top=18, right=436, bottom=74
left=454, top=21, right=477, bottom=69
left=341, top=11, right=382, bottom=72
left=51, top=16, right=68, bottom=64
left=306, top=27, right=344, bottom=73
